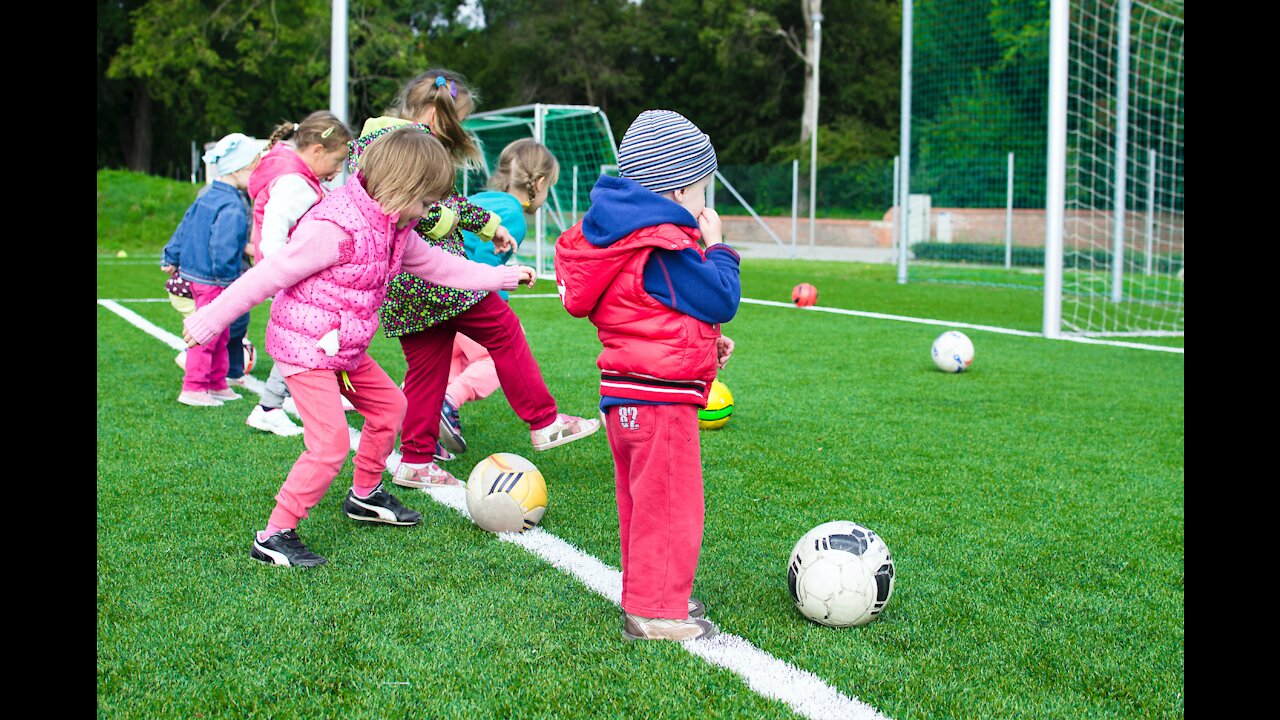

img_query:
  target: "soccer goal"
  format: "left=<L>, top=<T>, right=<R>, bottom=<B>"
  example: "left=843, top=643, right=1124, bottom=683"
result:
left=462, top=104, right=620, bottom=274
left=1045, top=0, right=1184, bottom=338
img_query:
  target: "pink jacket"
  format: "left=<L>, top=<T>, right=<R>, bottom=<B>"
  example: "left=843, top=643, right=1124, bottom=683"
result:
left=247, top=143, right=325, bottom=264
left=184, top=173, right=523, bottom=373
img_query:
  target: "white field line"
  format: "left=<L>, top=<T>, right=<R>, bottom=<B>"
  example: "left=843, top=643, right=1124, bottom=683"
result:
left=738, top=298, right=1184, bottom=355
left=98, top=297, right=893, bottom=720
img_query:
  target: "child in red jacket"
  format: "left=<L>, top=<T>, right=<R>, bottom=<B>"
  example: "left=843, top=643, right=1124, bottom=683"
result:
left=555, top=110, right=740, bottom=641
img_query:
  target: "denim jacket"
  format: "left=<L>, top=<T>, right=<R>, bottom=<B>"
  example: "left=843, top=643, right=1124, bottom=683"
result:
left=161, top=181, right=251, bottom=287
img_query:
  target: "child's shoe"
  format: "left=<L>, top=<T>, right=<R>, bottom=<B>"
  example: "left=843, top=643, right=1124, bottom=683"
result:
left=433, top=440, right=457, bottom=463
left=246, top=405, right=304, bottom=437
left=341, top=395, right=356, bottom=412
left=391, top=461, right=461, bottom=488
left=688, top=598, right=706, bottom=618
left=343, top=483, right=422, bottom=525
left=621, top=613, right=719, bottom=642
left=283, top=396, right=298, bottom=415
left=226, top=375, right=249, bottom=388
left=251, top=529, right=327, bottom=568
left=210, top=388, right=243, bottom=402
left=174, top=350, right=187, bottom=369
left=177, top=390, right=223, bottom=407
left=438, top=396, right=467, bottom=454
left=531, top=413, right=601, bottom=451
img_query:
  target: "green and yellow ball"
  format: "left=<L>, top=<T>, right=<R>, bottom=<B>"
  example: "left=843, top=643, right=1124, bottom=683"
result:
left=698, top=380, right=734, bottom=430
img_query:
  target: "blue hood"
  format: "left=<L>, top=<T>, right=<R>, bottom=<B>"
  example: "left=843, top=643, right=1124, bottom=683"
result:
left=581, top=175, right=697, bottom=246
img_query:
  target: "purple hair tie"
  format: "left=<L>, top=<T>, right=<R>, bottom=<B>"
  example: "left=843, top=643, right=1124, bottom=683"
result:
left=434, top=75, right=457, bottom=98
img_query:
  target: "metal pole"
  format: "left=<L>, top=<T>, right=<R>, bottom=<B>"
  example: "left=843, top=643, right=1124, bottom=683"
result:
left=1145, top=148, right=1155, bottom=275
left=892, top=155, right=900, bottom=266
left=1005, top=151, right=1015, bottom=269
left=791, top=159, right=799, bottom=258
left=706, top=172, right=715, bottom=209
left=897, top=0, right=912, bottom=284
left=572, top=165, right=579, bottom=227
left=191, top=141, right=198, bottom=184
left=462, top=173, right=468, bottom=196
left=330, top=0, right=348, bottom=184
left=1043, top=0, right=1068, bottom=338
left=535, top=104, right=545, bottom=275
left=809, top=10, right=823, bottom=258
left=1110, top=0, right=1132, bottom=303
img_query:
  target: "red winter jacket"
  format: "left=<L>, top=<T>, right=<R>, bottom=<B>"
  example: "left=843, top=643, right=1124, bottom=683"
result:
left=247, top=143, right=325, bottom=264
left=555, top=221, right=720, bottom=405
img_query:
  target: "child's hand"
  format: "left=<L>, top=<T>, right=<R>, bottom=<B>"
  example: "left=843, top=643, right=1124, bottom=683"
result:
left=516, top=265, right=537, bottom=287
left=182, top=328, right=200, bottom=348
left=698, top=207, right=723, bottom=247
left=715, top=335, right=735, bottom=369
left=492, top=226, right=515, bottom=254
left=161, top=264, right=176, bottom=275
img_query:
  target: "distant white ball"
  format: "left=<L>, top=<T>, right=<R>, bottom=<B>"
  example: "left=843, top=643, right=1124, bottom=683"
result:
left=787, top=521, right=895, bottom=628
left=931, top=330, right=974, bottom=373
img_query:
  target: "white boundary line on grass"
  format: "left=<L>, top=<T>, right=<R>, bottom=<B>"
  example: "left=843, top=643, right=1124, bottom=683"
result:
left=735, top=298, right=1185, bottom=355
left=98, top=297, right=894, bottom=720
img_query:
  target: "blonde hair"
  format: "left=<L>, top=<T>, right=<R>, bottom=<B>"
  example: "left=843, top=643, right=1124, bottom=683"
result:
left=266, top=111, right=353, bottom=153
left=488, top=139, right=560, bottom=208
left=359, top=128, right=455, bottom=216
left=392, top=69, right=484, bottom=171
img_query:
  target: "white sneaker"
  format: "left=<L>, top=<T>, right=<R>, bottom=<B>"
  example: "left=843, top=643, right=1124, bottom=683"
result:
left=531, top=413, right=601, bottom=451
left=174, top=350, right=187, bottom=369
left=282, top=397, right=298, bottom=415
left=177, top=390, right=223, bottom=407
left=226, top=375, right=249, bottom=388
left=341, top=395, right=356, bottom=412
left=621, top=613, right=719, bottom=642
left=210, top=388, right=243, bottom=402
left=246, top=405, right=304, bottom=437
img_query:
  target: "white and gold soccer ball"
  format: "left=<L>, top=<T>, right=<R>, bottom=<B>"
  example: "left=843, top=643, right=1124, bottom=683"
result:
left=787, top=521, right=895, bottom=628
left=931, top=330, right=974, bottom=373
left=465, top=453, right=548, bottom=533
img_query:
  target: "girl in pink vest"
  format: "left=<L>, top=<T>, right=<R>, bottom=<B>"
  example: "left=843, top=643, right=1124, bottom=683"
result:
left=183, top=127, right=536, bottom=568
left=244, top=112, right=354, bottom=438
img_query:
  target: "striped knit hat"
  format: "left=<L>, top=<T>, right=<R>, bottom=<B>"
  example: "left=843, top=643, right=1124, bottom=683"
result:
left=617, top=110, right=718, bottom=194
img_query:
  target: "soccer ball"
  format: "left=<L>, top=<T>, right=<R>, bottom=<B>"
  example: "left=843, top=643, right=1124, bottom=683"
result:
left=787, top=521, right=895, bottom=628
left=931, top=330, right=974, bottom=373
left=465, top=453, right=548, bottom=533
left=792, top=283, right=818, bottom=307
left=698, top=379, right=734, bottom=430
left=242, top=338, right=257, bottom=374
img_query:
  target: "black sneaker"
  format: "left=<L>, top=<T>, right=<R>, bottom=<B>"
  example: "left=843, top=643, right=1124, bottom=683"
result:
left=251, top=529, right=328, bottom=568
left=343, top=484, right=422, bottom=526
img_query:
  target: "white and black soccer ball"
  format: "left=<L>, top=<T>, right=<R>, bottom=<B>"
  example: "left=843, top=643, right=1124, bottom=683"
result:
left=931, top=330, right=974, bottom=373
left=787, top=521, right=895, bottom=628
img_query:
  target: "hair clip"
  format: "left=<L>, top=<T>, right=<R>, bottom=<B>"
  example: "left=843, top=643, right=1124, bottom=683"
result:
left=435, top=76, right=447, bottom=87
left=321, top=126, right=335, bottom=139
left=293, top=122, right=299, bottom=132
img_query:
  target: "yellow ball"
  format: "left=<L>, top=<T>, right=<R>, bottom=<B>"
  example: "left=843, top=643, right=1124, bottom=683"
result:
left=116, top=250, right=128, bottom=258
left=465, top=453, right=548, bottom=533
left=698, top=379, right=734, bottom=430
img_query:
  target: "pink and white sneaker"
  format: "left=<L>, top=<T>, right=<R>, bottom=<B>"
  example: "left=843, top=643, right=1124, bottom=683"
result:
left=391, top=461, right=461, bottom=489
left=530, top=413, right=601, bottom=451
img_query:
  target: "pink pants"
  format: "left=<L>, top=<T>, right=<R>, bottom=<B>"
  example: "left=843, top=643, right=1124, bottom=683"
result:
left=269, top=353, right=407, bottom=529
left=184, top=283, right=230, bottom=392
left=446, top=332, right=500, bottom=405
left=398, top=293, right=558, bottom=464
left=607, top=403, right=705, bottom=619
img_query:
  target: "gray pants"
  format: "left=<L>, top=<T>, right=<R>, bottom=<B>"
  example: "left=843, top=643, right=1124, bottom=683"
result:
left=260, top=363, right=291, bottom=409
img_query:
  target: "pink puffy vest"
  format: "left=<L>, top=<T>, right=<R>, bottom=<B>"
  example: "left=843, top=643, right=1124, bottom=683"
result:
left=264, top=174, right=409, bottom=371
left=247, top=143, right=325, bottom=264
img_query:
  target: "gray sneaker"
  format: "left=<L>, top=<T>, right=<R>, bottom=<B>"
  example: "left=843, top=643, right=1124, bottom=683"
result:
left=621, top=613, right=719, bottom=642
